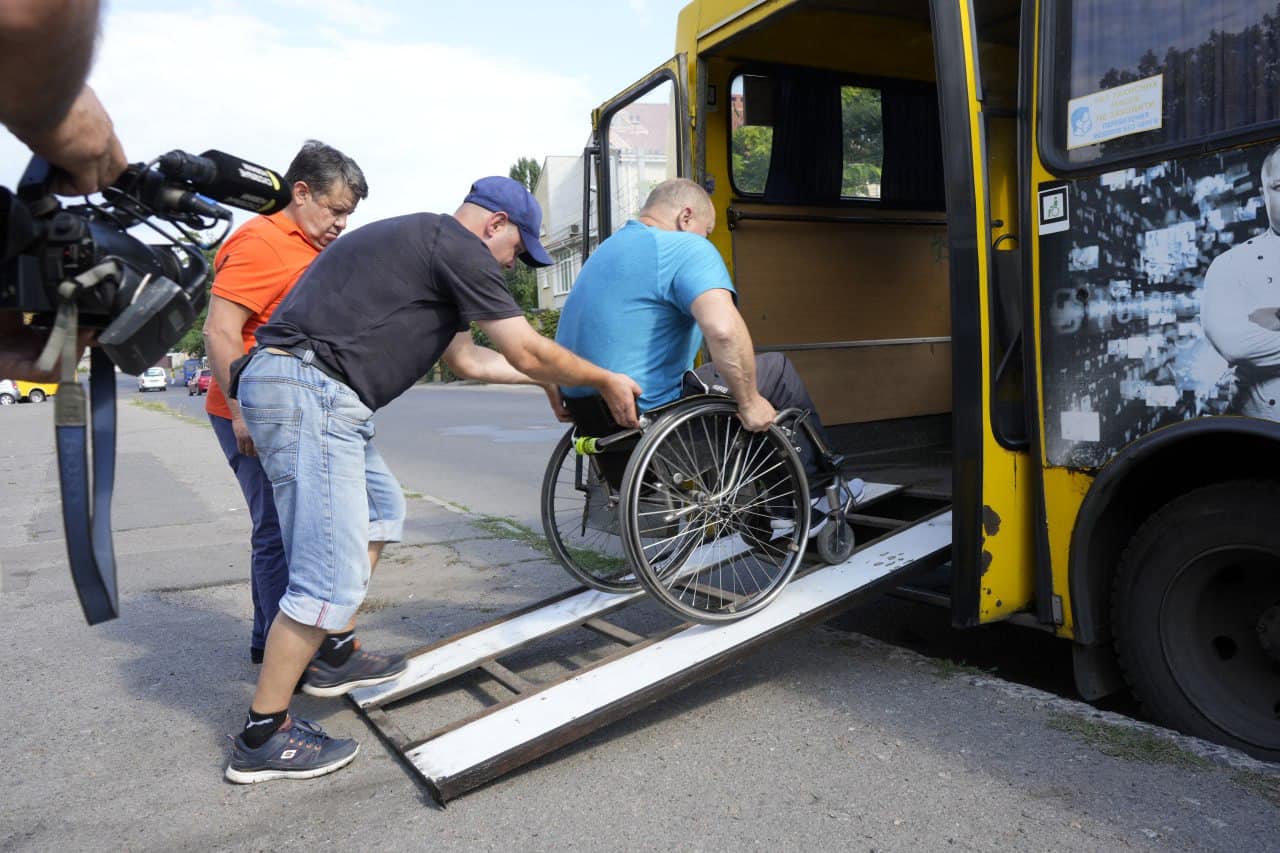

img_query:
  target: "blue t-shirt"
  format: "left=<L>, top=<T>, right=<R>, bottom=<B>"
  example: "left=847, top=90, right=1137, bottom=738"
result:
left=556, top=220, right=734, bottom=411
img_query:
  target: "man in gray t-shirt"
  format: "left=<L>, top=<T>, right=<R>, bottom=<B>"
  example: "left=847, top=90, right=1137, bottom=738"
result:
left=224, top=177, right=641, bottom=785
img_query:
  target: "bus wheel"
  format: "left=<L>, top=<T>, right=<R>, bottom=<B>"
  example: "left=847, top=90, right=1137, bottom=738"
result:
left=1112, top=480, right=1280, bottom=761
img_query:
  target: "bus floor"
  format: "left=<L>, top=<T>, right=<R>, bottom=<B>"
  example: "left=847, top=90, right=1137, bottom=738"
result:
left=841, top=441, right=953, bottom=497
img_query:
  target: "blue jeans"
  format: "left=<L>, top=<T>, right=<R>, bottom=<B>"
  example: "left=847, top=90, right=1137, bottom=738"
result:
left=237, top=350, right=406, bottom=631
left=210, top=413, right=288, bottom=651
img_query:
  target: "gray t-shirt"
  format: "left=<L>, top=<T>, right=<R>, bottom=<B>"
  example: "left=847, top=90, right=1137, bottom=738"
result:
left=256, top=213, right=522, bottom=409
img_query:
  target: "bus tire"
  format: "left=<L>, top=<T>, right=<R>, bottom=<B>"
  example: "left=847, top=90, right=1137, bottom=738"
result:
left=1111, top=479, right=1280, bottom=761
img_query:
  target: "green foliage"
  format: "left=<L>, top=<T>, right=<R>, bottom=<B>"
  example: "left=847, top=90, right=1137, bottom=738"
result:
left=175, top=245, right=217, bottom=358
left=504, top=264, right=538, bottom=311
left=509, top=157, right=542, bottom=192
left=731, top=125, right=773, bottom=194
left=841, top=86, right=883, bottom=198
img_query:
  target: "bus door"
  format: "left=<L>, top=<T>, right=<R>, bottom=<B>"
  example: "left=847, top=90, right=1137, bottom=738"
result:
left=589, top=56, right=692, bottom=248
left=931, top=0, right=1037, bottom=628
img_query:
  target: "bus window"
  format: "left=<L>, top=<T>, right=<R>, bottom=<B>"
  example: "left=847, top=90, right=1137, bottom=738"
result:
left=602, top=77, right=680, bottom=235
left=1046, top=0, right=1280, bottom=168
left=729, top=68, right=935, bottom=208
left=730, top=74, right=774, bottom=195
left=840, top=86, right=883, bottom=199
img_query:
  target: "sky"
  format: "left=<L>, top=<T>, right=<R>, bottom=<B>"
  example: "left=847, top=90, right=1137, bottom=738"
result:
left=0, top=0, right=691, bottom=224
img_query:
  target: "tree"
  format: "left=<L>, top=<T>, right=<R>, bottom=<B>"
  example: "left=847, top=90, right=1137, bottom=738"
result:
left=841, top=86, right=882, bottom=197
left=509, top=157, right=542, bottom=192
left=175, top=245, right=217, bottom=357
left=502, top=156, right=544, bottom=313
left=732, top=125, right=773, bottom=193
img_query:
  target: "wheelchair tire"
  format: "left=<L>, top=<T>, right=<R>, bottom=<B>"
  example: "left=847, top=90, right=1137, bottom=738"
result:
left=619, top=400, right=810, bottom=623
left=814, top=520, right=856, bottom=565
left=540, top=427, right=639, bottom=593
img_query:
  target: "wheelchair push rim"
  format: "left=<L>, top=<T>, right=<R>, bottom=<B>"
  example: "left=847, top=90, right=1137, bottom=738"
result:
left=619, top=400, right=810, bottom=623
left=540, top=427, right=639, bottom=593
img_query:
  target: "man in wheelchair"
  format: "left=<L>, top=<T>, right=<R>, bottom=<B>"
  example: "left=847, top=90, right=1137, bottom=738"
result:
left=554, top=179, right=862, bottom=538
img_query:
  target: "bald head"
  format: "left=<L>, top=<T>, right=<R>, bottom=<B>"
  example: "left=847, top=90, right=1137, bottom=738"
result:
left=638, top=178, right=716, bottom=237
left=1264, top=144, right=1280, bottom=236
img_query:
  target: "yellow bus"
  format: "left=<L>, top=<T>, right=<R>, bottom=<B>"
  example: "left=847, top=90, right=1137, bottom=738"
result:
left=571, top=0, right=1280, bottom=760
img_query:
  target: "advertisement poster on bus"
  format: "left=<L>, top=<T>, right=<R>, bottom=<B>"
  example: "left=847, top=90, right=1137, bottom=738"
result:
left=1039, top=140, right=1280, bottom=468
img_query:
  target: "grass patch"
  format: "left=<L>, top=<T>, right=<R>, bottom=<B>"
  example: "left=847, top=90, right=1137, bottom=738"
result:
left=472, top=513, right=627, bottom=576
left=1047, top=712, right=1212, bottom=770
left=927, top=658, right=994, bottom=680
left=473, top=515, right=548, bottom=553
left=402, top=490, right=424, bottom=500
left=564, top=545, right=628, bottom=576
left=1231, top=770, right=1280, bottom=807
left=130, top=399, right=210, bottom=427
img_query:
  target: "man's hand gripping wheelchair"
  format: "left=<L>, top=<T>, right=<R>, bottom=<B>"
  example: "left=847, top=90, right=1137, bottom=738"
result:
left=539, top=395, right=863, bottom=624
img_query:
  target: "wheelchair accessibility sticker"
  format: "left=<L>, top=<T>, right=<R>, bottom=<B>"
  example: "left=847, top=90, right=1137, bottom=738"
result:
left=1038, top=186, right=1069, bottom=236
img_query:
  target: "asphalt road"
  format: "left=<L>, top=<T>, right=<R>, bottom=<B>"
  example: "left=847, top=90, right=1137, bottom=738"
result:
left=126, top=374, right=562, bottom=529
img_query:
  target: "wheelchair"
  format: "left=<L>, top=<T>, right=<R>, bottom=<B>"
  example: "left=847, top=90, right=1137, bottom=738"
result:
left=539, top=393, right=863, bottom=624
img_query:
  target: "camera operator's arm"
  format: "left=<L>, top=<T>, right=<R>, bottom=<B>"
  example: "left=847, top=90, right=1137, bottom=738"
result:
left=203, top=295, right=257, bottom=455
left=0, top=0, right=126, bottom=194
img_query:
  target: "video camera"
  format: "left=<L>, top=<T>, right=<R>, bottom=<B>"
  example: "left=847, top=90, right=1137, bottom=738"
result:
left=0, top=149, right=293, bottom=625
left=0, top=149, right=292, bottom=374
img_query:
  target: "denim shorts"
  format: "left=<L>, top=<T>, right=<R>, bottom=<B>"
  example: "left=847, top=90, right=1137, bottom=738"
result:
left=237, top=349, right=406, bottom=631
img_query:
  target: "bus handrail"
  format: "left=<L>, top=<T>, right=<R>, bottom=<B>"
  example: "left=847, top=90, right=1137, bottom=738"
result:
left=727, top=208, right=947, bottom=229
left=755, top=337, right=951, bottom=353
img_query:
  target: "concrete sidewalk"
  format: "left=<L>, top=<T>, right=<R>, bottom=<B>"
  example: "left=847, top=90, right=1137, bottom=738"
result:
left=0, top=401, right=1276, bottom=852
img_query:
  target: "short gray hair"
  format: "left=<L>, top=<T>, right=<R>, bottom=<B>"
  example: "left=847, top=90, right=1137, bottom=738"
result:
left=640, top=178, right=712, bottom=218
left=283, top=139, right=368, bottom=200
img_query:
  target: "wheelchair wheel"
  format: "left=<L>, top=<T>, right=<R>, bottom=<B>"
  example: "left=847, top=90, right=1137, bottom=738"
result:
left=814, top=520, right=856, bottom=564
left=619, top=400, right=809, bottom=623
left=540, top=428, right=638, bottom=593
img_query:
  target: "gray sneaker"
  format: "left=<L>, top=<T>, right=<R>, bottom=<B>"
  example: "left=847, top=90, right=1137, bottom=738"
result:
left=301, top=642, right=408, bottom=698
left=224, top=716, right=358, bottom=784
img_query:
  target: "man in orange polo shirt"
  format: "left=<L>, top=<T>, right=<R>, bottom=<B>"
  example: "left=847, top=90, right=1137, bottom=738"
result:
left=203, top=140, right=368, bottom=665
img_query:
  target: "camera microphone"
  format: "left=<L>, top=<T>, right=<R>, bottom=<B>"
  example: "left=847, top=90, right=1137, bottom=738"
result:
left=156, top=149, right=293, bottom=214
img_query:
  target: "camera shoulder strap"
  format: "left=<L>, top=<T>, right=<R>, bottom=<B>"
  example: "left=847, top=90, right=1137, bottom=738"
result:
left=55, top=344, right=119, bottom=624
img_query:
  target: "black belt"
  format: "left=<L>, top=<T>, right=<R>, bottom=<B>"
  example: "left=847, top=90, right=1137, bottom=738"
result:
left=265, top=344, right=348, bottom=386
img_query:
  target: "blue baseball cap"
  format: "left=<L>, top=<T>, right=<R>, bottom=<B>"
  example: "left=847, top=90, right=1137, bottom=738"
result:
left=463, top=176, right=553, bottom=268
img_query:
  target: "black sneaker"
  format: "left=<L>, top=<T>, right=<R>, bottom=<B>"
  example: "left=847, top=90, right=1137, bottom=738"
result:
left=300, top=642, right=408, bottom=698
left=224, top=716, right=358, bottom=784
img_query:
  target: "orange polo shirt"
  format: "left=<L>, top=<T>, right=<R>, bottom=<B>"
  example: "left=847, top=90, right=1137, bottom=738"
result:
left=205, top=211, right=319, bottom=420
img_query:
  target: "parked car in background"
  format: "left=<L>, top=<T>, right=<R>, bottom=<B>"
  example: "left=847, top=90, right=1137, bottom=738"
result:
left=16, top=380, right=57, bottom=403
left=0, top=379, right=17, bottom=406
left=138, top=367, right=169, bottom=392
left=187, top=368, right=212, bottom=396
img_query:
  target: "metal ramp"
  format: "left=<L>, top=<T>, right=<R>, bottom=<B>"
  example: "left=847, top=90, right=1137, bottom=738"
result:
left=350, top=483, right=951, bottom=805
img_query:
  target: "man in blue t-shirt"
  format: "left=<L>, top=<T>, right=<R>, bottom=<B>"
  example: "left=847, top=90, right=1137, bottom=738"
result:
left=557, top=178, right=826, bottom=444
